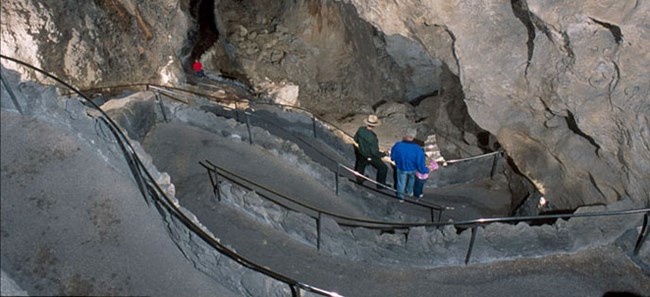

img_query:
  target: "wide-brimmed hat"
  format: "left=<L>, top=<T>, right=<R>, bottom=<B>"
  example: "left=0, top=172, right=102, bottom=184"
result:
left=364, top=115, right=381, bottom=126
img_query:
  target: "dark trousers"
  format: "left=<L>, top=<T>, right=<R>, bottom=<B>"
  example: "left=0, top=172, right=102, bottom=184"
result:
left=354, top=151, right=388, bottom=188
left=414, top=177, right=427, bottom=198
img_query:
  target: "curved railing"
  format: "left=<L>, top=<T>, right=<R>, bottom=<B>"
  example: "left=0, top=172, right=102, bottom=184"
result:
left=200, top=158, right=649, bottom=265
left=199, top=159, right=439, bottom=228
left=7, top=55, right=647, bottom=278
left=70, top=82, right=453, bottom=213
left=0, top=55, right=342, bottom=297
left=69, top=81, right=505, bottom=176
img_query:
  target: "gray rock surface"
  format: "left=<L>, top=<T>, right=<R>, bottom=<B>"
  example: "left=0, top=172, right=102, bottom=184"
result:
left=2, top=61, right=649, bottom=296
left=0, top=66, right=290, bottom=297
left=2, top=0, right=649, bottom=211
left=1, top=0, right=188, bottom=87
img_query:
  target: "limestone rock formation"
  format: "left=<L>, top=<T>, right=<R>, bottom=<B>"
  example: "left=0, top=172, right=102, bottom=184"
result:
left=338, top=0, right=650, bottom=209
left=1, top=0, right=189, bottom=87
left=2, top=0, right=648, bottom=211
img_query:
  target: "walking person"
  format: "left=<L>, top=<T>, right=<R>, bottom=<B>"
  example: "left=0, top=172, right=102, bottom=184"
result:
left=193, top=60, right=205, bottom=77
left=391, top=128, right=429, bottom=201
left=354, top=115, right=388, bottom=189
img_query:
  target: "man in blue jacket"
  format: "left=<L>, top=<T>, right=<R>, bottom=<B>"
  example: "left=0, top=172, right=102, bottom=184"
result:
left=391, top=128, right=429, bottom=201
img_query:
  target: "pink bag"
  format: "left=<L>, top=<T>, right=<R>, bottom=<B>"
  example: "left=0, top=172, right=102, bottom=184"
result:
left=416, top=160, right=438, bottom=179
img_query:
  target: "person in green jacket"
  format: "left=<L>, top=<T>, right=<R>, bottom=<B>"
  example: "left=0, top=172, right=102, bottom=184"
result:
left=354, top=115, right=388, bottom=189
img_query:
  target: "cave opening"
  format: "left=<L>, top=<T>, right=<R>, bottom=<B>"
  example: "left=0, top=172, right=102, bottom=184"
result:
left=187, top=0, right=219, bottom=66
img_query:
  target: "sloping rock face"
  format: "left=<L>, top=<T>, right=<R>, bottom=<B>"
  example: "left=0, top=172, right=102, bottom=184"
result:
left=342, top=0, right=650, bottom=209
left=1, top=0, right=189, bottom=87
left=207, top=0, right=406, bottom=115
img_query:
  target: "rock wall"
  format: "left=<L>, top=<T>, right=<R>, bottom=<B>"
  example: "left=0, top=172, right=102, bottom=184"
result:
left=1, top=0, right=189, bottom=87
left=2, top=0, right=648, bottom=210
left=208, top=0, right=405, bottom=115
left=342, top=0, right=650, bottom=209
left=207, top=0, right=490, bottom=177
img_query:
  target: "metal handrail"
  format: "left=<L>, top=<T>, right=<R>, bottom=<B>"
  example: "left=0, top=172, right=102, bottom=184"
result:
left=335, top=163, right=448, bottom=216
left=201, top=157, right=650, bottom=264
left=66, top=82, right=505, bottom=202
left=14, top=60, right=647, bottom=267
left=200, top=160, right=437, bottom=228
left=70, top=82, right=504, bottom=165
left=148, top=85, right=450, bottom=213
left=138, top=86, right=650, bottom=264
left=0, top=55, right=341, bottom=297
left=199, top=158, right=649, bottom=266
left=148, top=84, right=507, bottom=184
left=236, top=108, right=447, bottom=212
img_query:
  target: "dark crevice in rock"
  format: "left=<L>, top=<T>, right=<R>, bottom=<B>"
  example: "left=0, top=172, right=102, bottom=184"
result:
left=510, top=0, right=535, bottom=76
left=590, top=18, right=623, bottom=44
left=588, top=172, right=614, bottom=202
left=408, top=90, right=439, bottom=107
left=371, top=100, right=387, bottom=111
left=529, top=13, right=553, bottom=42
left=185, top=0, right=219, bottom=64
left=565, top=110, right=601, bottom=152
left=609, top=61, right=621, bottom=111
left=560, top=31, right=575, bottom=66
left=192, top=0, right=219, bottom=58
left=437, top=25, right=460, bottom=77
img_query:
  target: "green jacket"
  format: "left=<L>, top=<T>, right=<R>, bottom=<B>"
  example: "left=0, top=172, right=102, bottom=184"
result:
left=354, top=127, right=384, bottom=159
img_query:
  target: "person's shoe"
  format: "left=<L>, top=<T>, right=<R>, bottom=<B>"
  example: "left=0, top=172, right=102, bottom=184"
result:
left=399, top=199, right=404, bottom=203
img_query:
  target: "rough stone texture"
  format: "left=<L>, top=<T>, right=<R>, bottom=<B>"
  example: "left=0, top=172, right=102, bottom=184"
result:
left=181, top=130, right=644, bottom=268
left=337, top=0, right=650, bottom=210
left=1, top=0, right=189, bottom=87
left=0, top=66, right=236, bottom=296
left=101, top=91, right=158, bottom=142
left=2, top=0, right=647, bottom=226
left=210, top=0, right=410, bottom=114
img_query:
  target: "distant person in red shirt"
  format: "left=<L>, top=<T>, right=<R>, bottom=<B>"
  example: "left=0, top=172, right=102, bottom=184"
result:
left=193, top=60, right=205, bottom=77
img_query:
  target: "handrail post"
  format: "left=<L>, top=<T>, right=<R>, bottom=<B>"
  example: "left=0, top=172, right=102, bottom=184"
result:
left=437, top=209, right=443, bottom=223
left=634, top=212, right=649, bottom=255
left=430, top=207, right=434, bottom=223
left=312, top=115, right=317, bottom=139
left=490, top=152, right=499, bottom=179
left=154, top=91, right=169, bottom=123
left=317, top=212, right=322, bottom=251
left=245, top=111, right=253, bottom=145
left=290, top=285, right=300, bottom=297
left=206, top=165, right=221, bottom=201
left=335, top=164, right=340, bottom=196
left=235, top=101, right=240, bottom=122
left=465, top=226, right=478, bottom=265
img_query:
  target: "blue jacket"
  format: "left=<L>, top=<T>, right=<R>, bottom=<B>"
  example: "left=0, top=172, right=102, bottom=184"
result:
left=391, top=140, right=429, bottom=173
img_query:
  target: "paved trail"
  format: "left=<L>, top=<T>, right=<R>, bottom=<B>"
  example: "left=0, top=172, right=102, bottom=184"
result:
left=142, top=119, right=650, bottom=297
